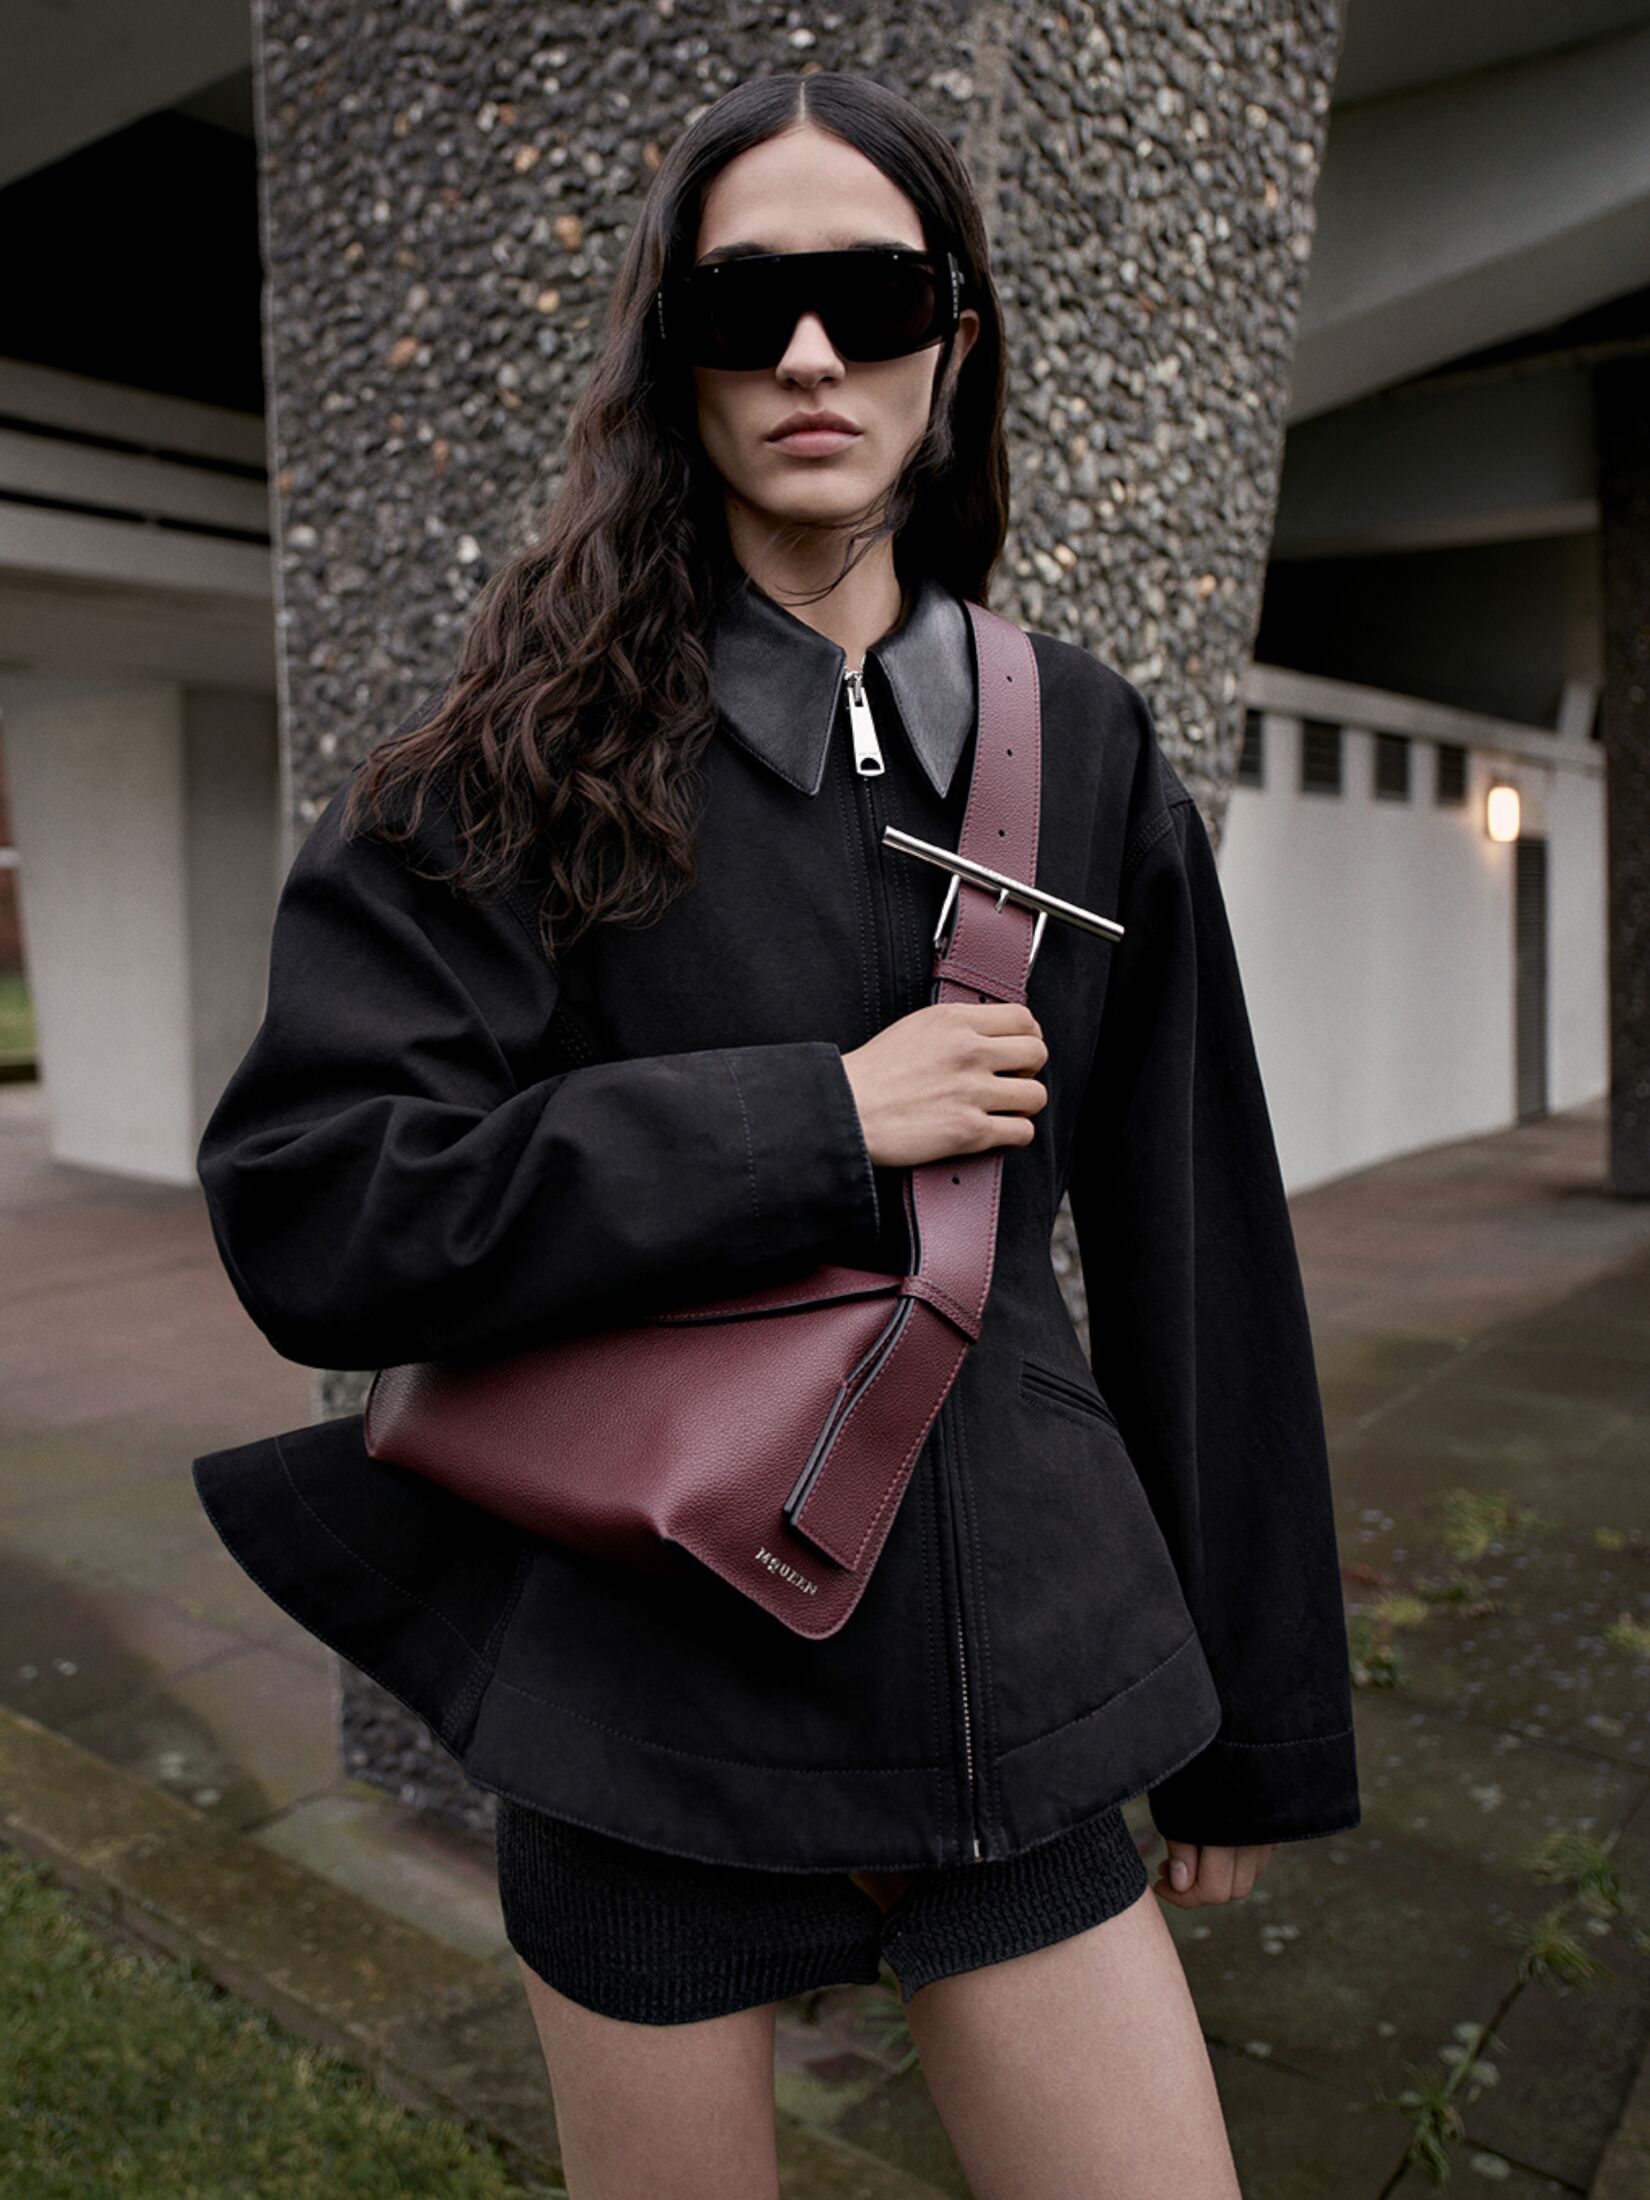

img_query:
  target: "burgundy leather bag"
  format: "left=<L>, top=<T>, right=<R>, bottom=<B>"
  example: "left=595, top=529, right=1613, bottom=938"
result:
left=364, top=600, right=1043, bottom=1641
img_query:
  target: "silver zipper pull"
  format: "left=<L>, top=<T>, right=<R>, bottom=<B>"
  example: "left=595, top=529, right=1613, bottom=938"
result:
left=844, top=666, right=885, bottom=777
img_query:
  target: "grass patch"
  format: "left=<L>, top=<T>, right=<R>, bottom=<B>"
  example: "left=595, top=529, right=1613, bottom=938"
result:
left=0, top=1838, right=565, bottom=2198
left=0, top=974, right=35, bottom=1058
left=1436, top=1487, right=1551, bottom=1564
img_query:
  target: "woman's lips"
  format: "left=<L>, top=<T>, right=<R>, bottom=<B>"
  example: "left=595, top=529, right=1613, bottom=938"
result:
left=770, top=428, right=861, bottom=455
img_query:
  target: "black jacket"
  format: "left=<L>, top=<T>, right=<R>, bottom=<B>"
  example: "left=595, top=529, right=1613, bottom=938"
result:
left=191, top=564, right=1361, bottom=1872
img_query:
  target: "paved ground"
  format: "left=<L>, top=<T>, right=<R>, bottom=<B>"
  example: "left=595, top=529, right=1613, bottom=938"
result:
left=3, top=1076, right=1649, bottom=2197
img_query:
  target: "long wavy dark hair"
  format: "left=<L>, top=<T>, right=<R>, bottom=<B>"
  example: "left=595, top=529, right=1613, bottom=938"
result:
left=341, top=68, right=1010, bottom=960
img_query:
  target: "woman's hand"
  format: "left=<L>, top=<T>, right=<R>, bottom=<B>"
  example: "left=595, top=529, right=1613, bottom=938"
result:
left=1153, top=1840, right=1277, bottom=1907
left=840, top=1001, right=1049, bottom=1168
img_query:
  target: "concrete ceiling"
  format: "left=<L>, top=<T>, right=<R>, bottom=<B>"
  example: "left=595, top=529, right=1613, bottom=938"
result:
left=6, top=0, right=1649, bottom=435
left=1332, top=0, right=1650, bottom=108
left=0, top=0, right=251, bottom=190
left=12, top=0, right=1650, bottom=180
left=1296, top=17, right=1650, bottom=419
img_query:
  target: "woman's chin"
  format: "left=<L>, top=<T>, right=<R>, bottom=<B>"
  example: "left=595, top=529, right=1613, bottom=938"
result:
left=741, top=484, right=885, bottom=533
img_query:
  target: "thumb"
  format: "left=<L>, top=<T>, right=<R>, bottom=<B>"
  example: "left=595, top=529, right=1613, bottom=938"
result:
left=1164, top=1841, right=1197, bottom=1891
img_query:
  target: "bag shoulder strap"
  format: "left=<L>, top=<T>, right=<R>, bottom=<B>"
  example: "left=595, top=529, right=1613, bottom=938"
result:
left=896, top=599, right=1040, bottom=1330
left=784, top=601, right=1043, bottom=1571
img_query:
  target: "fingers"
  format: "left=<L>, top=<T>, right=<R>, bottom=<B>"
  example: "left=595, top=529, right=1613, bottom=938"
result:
left=1199, top=1849, right=1238, bottom=1902
left=978, top=1030, right=1050, bottom=1073
left=945, top=1000, right=1041, bottom=1035
left=1152, top=1842, right=1277, bottom=1908
left=847, top=1000, right=1050, bottom=1166
left=955, top=1080, right=1046, bottom=1151
left=972, top=1111, right=1038, bottom=1150
left=1153, top=1840, right=1201, bottom=1904
left=974, top=1072, right=1049, bottom=1116
left=961, top=1016, right=1049, bottom=1148
left=935, top=1002, right=1048, bottom=1061
left=920, top=1004, right=1049, bottom=1090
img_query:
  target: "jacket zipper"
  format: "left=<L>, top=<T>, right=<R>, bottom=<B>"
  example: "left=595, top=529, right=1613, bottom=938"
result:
left=940, top=1397, right=985, bottom=1860
left=845, top=663, right=984, bottom=1863
left=958, top=1613, right=983, bottom=1860
left=844, top=666, right=885, bottom=775
left=845, top=662, right=901, bottom=1072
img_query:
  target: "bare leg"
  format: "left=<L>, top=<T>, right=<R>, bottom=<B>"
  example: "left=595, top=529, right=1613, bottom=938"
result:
left=848, top=1867, right=911, bottom=1913
left=515, top=1953, right=784, bottom=2200
left=898, top=1884, right=1241, bottom=2200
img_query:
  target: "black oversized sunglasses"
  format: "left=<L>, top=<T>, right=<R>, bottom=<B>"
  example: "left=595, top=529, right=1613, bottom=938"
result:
left=655, top=244, right=964, bottom=370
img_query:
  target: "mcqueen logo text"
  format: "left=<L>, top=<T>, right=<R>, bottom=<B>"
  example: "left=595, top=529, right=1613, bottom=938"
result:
left=755, top=1546, right=819, bottom=1596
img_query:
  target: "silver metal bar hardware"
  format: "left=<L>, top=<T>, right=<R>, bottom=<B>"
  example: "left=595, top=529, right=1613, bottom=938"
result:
left=882, top=825, right=1125, bottom=974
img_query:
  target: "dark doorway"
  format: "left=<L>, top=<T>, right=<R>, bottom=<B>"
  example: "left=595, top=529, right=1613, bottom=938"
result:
left=1515, top=836, right=1549, bottom=1121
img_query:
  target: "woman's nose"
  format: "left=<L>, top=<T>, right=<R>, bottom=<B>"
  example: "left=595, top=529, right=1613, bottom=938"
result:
left=776, top=311, right=842, bottom=373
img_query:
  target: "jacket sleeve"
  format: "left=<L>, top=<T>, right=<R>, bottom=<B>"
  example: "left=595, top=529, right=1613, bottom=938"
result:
left=1067, top=705, right=1360, bottom=1848
left=196, top=769, right=882, bottom=1372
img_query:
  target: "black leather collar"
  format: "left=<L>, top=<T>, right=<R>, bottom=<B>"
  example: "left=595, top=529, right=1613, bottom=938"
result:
left=707, top=565, right=977, bottom=801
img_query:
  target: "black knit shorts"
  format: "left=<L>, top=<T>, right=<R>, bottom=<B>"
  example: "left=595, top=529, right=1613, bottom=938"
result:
left=493, top=1798, right=1150, bottom=2026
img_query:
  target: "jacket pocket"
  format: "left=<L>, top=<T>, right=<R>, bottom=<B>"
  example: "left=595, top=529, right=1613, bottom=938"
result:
left=981, top=1350, right=1197, bottom=1754
left=1018, top=1354, right=1120, bottom=1430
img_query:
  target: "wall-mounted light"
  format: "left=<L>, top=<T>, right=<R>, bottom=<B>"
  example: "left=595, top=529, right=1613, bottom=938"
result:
left=1485, top=780, right=1521, bottom=843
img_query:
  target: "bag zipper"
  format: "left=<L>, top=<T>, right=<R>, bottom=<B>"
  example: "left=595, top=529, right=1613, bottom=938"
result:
left=781, top=1295, right=913, bottom=1523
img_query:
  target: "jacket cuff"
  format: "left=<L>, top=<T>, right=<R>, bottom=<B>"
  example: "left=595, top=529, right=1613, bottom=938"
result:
left=718, top=1040, right=881, bottom=1266
left=1147, top=1723, right=1362, bottom=1847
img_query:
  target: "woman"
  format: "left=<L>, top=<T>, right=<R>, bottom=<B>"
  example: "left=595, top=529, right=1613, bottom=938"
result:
left=193, top=68, right=1360, bottom=2200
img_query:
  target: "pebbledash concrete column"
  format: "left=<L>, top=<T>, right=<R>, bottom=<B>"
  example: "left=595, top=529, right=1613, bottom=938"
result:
left=1594, top=355, right=1650, bottom=1200
left=253, top=0, right=1344, bottom=1825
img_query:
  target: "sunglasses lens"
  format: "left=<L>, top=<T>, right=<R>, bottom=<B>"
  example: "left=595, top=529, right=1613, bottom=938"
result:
left=838, top=258, right=939, bottom=361
left=680, top=272, right=788, bottom=370
left=673, top=250, right=948, bottom=369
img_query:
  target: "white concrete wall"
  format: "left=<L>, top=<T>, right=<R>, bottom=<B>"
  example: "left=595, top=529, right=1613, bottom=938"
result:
left=1218, top=690, right=1608, bottom=1196
left=0, top=675, right=196, bottom=1179
left=0, top=658, right=1608, bottom=1199
left=0, top=673, right=279, bottom=1184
